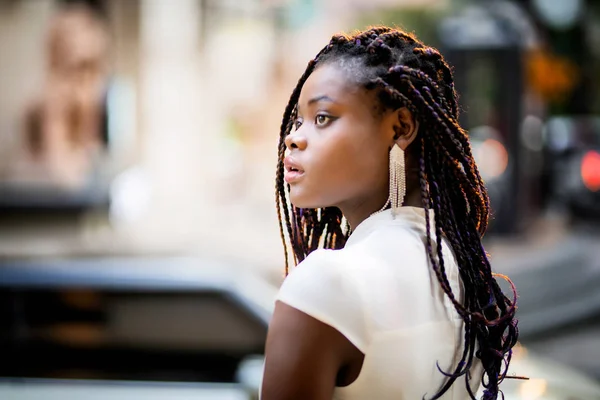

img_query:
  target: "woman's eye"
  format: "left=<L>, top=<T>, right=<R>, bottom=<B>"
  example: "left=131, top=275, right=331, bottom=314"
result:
left=315, top=114, right=332, bottom=127
left=294, top=119, right=303, bottom=130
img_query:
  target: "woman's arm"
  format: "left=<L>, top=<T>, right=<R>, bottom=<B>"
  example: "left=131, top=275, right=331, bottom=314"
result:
left=261, top=301, right=362, bottom=400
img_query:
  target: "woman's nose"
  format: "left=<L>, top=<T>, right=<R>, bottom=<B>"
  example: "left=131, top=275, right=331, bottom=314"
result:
left=285, top=131, right=307, bottom=151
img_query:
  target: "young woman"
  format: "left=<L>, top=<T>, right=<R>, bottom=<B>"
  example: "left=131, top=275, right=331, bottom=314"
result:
left=262, top=27, right=518, bottom=400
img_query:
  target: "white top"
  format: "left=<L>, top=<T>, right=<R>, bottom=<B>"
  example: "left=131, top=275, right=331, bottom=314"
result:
left=276, top=206, right=483, bottom=399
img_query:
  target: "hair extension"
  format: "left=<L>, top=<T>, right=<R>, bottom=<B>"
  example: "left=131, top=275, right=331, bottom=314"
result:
left=274, top=26, right=518, bottom=399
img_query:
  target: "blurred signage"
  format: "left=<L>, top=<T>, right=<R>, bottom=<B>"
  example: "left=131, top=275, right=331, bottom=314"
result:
left=526, top=49, right=580, bottom=104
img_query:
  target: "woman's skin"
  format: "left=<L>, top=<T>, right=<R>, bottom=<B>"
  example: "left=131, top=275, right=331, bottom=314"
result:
left=261, top=63, right=420, bottom=399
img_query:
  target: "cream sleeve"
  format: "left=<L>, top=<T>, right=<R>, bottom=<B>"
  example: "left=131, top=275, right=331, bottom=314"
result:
left=275, top=249, right=370, bottom=353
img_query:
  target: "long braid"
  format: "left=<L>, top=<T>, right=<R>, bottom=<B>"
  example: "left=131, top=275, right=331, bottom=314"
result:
left=276, top=40, right=351, bottom=266
left=399, top=77, right=488, bottom=233
left=276, top=56, right=320, bottom=270
left=412, top=46, right=460, bottom=119
left=405, top=79, right=514, bottom=397
left=382, top=69, right=486, bottom=232
left=275, top=27, right=518, bottom=400
left=374, top=75, right=481, bottom=315
left=418, top=85, right=491, bottom=227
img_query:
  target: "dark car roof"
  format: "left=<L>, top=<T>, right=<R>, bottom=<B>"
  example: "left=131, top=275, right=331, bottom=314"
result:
left=0, top=256, right=276, bottom=326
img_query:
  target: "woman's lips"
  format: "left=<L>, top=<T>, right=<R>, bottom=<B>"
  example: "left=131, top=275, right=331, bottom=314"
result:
left=284, top=157, right=305, bottom=183
left=284, top=170, right=304, bottom=183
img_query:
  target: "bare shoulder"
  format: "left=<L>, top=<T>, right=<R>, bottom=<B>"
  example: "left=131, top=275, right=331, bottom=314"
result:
left=261, top=301, right=363, bottom=400
left=262, top=249, right=365, bottom=399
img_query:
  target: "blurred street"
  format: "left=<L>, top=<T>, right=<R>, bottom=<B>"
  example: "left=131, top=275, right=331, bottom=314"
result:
left=1, top=0, right=600, bottom=399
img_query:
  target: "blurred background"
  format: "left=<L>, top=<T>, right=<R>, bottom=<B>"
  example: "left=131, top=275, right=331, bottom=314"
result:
left=0, top=0, right=599, bottom=399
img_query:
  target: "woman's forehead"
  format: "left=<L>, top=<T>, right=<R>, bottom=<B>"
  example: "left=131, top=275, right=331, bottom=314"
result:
left=298, top=64, right=370, bottom=109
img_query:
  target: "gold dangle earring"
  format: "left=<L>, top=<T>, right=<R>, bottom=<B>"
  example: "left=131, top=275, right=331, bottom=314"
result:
left=389, top=142, right=406, bottom=217
left=371, top=142, right=406, bottom=218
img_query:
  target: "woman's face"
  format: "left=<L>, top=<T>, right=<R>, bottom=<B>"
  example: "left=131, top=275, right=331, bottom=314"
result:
left=284, top=63, right=395, bottom=210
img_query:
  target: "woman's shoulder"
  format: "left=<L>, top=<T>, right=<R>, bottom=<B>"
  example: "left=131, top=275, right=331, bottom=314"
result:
left=280, top=248, right=359, bottom=291
left=289, top=245, right=385, bottom=282
left=276, top=248, right=370, bottom=352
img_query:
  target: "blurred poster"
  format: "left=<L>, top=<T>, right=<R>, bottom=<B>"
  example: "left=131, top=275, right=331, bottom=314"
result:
left=0, top=1, right=136, bottom=207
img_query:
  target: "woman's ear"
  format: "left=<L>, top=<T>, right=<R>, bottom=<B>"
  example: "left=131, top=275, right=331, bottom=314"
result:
left=393, top=107, right=419, bottom=151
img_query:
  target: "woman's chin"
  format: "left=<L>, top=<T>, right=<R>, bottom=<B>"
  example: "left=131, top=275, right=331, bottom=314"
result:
left=290, top=199, right=316, bottom=209
left=289, top=193, right=326, bottom=210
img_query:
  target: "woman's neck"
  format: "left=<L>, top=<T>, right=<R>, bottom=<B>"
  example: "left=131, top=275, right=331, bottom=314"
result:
left=341, top=188, right=422, bottom=230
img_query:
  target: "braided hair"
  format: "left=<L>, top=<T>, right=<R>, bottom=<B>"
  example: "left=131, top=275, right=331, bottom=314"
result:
left=275, top=27, right=518, bottom=400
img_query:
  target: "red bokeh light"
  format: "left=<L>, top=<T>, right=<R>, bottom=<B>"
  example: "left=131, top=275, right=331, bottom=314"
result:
left=581, top=150, right=600, bottom=192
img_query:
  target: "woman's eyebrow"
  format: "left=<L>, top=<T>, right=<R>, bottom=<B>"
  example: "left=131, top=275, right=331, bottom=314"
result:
left=297, top=95, right=338, bottom=114
left=307, top=95, right=336, bottom=105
